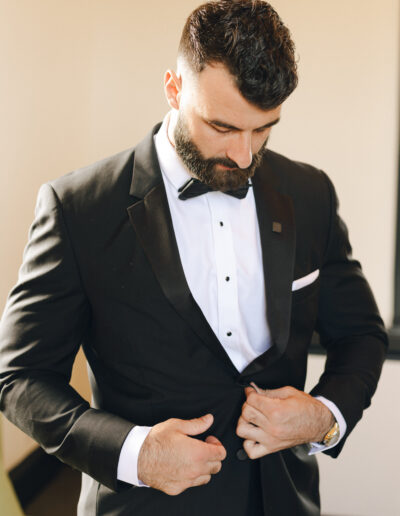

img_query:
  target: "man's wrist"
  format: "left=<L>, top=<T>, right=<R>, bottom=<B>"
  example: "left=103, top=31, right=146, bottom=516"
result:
left=314, top=395, right=347, bottom=440
left=308, top=396, right=347, bottom=454
left=117, top=425, right=152, bottom=486
left=313, top=398, right=335, bottom=442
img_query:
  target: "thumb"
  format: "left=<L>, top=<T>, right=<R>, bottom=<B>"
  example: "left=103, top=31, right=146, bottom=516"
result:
left=246, top=383, right=292, bottom=400
left=262, top=386, right=292, bottom=399
left=179, top=414, right=214, bottom=436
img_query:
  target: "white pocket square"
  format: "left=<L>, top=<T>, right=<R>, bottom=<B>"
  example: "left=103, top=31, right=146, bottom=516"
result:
left=292, top=269, right=320, bottom=291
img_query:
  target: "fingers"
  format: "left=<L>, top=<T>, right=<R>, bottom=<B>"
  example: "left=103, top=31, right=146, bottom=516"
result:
left=243, top=439, right=269, bottom=459
left=244, top=388, right=275, bottom=417
left=202, top=437, right=227, bottom=461
left=242, top=400, right=269, bottom=426
left=237, top=398, right=270, bottom=441
left=165, top=438, right=224, bottom=495
left=206, top=460, right=222, bottom=475
left=205, top=434, right=222, bottom=445
left=249, top=382, right=264, bottom=394
left=189, top=460, right=221, bottom=488
left=245, top=384, right=268, bottom=397
left=191, top=474, right=212, bottom=487
left=245, top=384, right=297, bottom=401
left=236, top=415, right=264, bottom=442
left=141, top=416, right=226, bottom=496
left=207, top=446, right=226, bottom=462
left=187, top=456, right=222, bottom=485
left=165, top=473, right=212, bottom=496
left=244, top=389, right=275, bottom=415
left=179, top=413, right=214, bottom=436
left=193, top=459, right=222, bottom=481
left=261, top=386, right=295, bottom=399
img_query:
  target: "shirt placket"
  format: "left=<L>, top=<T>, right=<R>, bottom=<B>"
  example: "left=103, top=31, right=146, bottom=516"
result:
left=207, top=194, right=242, bottom=370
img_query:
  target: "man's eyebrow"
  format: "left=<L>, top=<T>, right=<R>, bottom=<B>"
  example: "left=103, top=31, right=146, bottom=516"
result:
left=205, top=117, right=280, bottom=131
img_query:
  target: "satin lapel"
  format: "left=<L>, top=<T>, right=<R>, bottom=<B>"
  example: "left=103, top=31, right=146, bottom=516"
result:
left=240, top=163, right=296, bottom=378
left=126, top=126, right=238, bottom=375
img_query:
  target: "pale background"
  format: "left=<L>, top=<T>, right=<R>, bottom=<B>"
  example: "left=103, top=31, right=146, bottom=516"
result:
left=0, top=1, right=399, bottom=515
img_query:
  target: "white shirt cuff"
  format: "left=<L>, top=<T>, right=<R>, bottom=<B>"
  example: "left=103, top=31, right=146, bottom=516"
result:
left=308, top=396, right=347, bottom=455
left=117, top=425, right=152, bottom=486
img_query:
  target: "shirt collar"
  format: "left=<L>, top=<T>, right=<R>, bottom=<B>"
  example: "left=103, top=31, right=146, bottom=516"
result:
left=154, top=112, right=192, bottom=192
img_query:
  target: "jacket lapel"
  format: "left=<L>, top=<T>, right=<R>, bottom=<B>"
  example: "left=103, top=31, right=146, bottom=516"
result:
left=240, top=159, right=296, bottom=378
left=126, top=125, right=238, bottom=375
left=127, top=128, right=296, bottom=379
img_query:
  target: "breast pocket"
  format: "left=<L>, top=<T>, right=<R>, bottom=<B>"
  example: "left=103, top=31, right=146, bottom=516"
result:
left=291, top=275, right=320, bottom=305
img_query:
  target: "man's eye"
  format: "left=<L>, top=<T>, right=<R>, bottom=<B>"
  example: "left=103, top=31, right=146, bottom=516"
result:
left=212, top=125, right=231, bottom=134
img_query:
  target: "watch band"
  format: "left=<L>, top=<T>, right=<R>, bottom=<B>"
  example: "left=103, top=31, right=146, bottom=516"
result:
left=321, top=421, right=340, bottom=446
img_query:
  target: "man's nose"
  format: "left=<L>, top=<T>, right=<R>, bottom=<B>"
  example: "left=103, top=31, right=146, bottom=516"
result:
left=226, top=133, right=252, bottom=169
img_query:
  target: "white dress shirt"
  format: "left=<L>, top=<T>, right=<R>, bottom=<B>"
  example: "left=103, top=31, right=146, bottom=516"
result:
left=117, top=113, right=346, bottom=486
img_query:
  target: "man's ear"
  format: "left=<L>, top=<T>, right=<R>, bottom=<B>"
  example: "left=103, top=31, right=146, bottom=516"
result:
left=164, top=70, right=182, bottom=110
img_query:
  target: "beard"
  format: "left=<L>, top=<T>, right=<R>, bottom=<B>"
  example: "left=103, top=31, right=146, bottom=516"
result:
left=173, top=112, right=268, bottom=192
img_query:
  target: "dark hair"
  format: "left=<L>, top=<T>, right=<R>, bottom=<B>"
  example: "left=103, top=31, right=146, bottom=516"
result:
left=178, top=0, right=298, bottom=109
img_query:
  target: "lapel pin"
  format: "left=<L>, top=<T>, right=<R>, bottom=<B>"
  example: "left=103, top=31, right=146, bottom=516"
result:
left=272, top=221, right=282, bottom=233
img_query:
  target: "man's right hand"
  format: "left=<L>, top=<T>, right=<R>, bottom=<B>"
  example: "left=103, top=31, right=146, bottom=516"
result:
left=137, top=413, right=226, bottom=495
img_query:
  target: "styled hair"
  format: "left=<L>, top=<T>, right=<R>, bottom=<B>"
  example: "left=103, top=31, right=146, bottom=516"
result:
left=178, top=0, right=298, bottom=109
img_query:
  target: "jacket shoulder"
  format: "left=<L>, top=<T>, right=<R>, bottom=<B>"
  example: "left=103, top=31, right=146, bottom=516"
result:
left=49, top=147, right=136, bottom=209
left=264, top=148, right=330, bottom=194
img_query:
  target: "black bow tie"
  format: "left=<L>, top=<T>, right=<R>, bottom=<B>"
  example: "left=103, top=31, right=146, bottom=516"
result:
left=178, top=178, right=251, bottom=200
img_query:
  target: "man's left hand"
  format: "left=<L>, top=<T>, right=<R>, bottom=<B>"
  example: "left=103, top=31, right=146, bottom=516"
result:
left=236, top=385, right=335, bottom=459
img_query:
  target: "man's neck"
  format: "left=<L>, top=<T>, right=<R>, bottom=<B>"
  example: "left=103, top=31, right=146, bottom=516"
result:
left=167, top=110, right=177, bottom=148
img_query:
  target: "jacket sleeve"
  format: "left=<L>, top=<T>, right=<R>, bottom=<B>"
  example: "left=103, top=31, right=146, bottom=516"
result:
left=0, top=184, right=134, bottom=490
left=309, top=172, right=388, bottom=457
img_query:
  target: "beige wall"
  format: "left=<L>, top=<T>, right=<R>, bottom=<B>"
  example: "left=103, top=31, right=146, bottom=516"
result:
left=271, top=0, right=399, bottom=326
left=0, top=0, right=94, bottom=469
left=1, top=1, right=399, bottom=514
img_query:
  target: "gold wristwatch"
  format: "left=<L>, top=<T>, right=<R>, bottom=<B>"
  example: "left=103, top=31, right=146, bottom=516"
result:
left=320, top=421, right=340, bottom=446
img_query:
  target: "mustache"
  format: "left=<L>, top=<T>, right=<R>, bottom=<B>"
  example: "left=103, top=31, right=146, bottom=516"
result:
left=208, top=157, right=241, bottom=169
left=207, top=152, right=264, bottom=172
left=207, top=137, right=269, bottom=171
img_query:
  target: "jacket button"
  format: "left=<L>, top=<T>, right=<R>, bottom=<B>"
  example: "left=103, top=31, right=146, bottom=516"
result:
left=236, top=448, right=248, bottom=461
left=236, top=380, right=250, bottom=387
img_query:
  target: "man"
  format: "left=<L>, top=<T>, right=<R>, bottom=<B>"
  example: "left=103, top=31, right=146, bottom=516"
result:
left=0, top=1, right=387, bottom=515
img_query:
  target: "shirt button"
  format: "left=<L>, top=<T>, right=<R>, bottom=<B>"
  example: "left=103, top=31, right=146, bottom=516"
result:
left=227, top=331, right=232, bottom=337
left=225, top=276, right=230, bottom=282
left=219, top=221, right=224, bottom=226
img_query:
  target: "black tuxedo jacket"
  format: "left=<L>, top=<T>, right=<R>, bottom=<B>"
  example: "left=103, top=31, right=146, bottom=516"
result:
left=0, top=124, right=387, bottom=515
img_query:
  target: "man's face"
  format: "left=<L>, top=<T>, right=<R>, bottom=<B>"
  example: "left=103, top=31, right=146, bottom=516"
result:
left=168, top=63, right=281, bottom=191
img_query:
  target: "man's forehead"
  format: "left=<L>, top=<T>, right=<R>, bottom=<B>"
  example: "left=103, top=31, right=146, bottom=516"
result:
left=187, top=63, right=282, bottom=130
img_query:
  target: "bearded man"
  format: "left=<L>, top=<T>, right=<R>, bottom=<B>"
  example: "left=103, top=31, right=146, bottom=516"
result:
left=0, top=1, right=387, bottom=515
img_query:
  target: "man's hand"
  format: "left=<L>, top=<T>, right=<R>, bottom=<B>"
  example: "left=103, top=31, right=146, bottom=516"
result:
left=137, top=414, right=226, bottom=495
left=236, top=385, right=335, bottom=459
